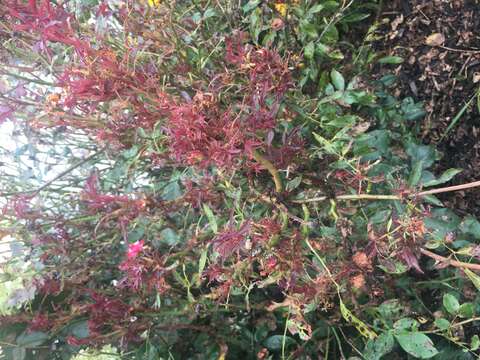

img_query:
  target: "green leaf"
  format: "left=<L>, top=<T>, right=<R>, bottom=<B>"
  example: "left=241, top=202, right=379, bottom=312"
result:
left=423, top=168, right=462, bottom=187
left=198, top=247, right=208, bottom=280
left=242, top=0, right=260, bottom=12
left=329, top=50, right=344, bottom=60
left=203, top=204, right=218, bottom=233
left=364, top=332, right=395, bottom=360
left=263, top=335, right=296, bottom=351
left=315, top=42, right=330, bottom=56
left=249, top=8, right=262, bottom=43
left=304, top=41, right=315, bottom=60
left=330, top=69, right=345, bottom=91
left=162, top=181, right=182, bottom=200
left=422, top=194, right=443, bottom=207
left=69, top=320, right=89, bottom=338
left=464, top=268, right=480, bottom=291
left=394, top=332, right=439, bottom=359
left=321, top=24, right=339, bottom=44
left=378, top=56, right=404, bottom=64
left=322, top=1, right=340, bottom=11
left=377, top=299, right=403, bottom=322
left=315, top=43, right=343, bottom=59
left=159, top=228, right=179, bottom=246
left=342, top=13, right=371, bottom=23
left=340, top=300, right=377, bottom=339
left=128, top=227, right=144, bottom=242
left=408, top=160, right=424, bottom=187
left=307, top=4, right=324, bottom=15
left=12, top=347, right=26, bottom=360
left=300, top=22, right=318, bottom=38
left=458, top=303, right=475, bottom=318
left=434, top=318, right=450, bottom=330
left=406, top=142, right=438, bottom=169
left=459, top=216, right=480, bottom=239
left=203, top=8, right=216, bottom=19
left=16, top=331, right=49, bottom=348
left=443, top=293, right=460, bottom=314
left=401, top=97, right=426, bottom=121
left=424, top=209, right=461, bottom=237
left=147, top=345, right=160, bottom=360
left=122, top=145, right=139, bottom=159
left=380, top=74, right=397, bottom=87
left=286, top=176, right=302, bottom=192
left=393, top=318, right=418, bottom=332
left=471, top=335, right=480, bottom=351
left=369, top=210, right=391, bottom=224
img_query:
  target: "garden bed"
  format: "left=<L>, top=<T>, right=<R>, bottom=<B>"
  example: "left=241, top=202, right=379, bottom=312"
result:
left=375, top=0, right=480, bottom=215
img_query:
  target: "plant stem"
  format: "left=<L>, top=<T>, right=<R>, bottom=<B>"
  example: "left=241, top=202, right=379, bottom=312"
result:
left=251, top=189, right=314, bottom=227
left=420, top=248, right=480, bottom=271
left=252, top=149, right=283, bottom=193
left=292, top=194, right=400, bottom=203
left=416, top=180, right=480, bottom=196
left=293, top=179, right=480, bottom=203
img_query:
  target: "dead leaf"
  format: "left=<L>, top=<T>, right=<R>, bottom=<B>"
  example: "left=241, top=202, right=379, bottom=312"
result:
left=473, top=72, right=480, bottom=83
left=425, top=33, right=445, bottom=46
left=391, top=14, right=404, bottom=31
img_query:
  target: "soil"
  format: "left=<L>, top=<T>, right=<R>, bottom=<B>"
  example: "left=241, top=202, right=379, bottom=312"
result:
left=374, top=0, right=480, bottom=216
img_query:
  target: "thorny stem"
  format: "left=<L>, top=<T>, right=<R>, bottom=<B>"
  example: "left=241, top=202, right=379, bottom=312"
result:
left=293, top=179, right=480, bottom=203
left=293, top=194, right=400, bottom=203
left=416, top=180, right=480, bottom=196
left=420, top=248, right=480, bottom=271
left=252, top=149, right=283, bottom=193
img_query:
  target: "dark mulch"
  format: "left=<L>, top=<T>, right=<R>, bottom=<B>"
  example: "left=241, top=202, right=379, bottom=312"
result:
left=375, top=0, right=480, bottom=215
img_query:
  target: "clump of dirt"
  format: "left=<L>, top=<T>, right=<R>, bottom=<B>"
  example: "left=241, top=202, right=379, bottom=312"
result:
left=374, top=0, right=480, bottom=216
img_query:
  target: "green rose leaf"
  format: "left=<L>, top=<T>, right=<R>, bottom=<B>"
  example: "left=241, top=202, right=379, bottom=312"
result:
left=395, top=332, right=439, bottom=359
left=458, top=303, right=475, bottom=318
left=16, top=330, right=49, bottom=348
left=434, top=318, right=450, bottom=330
left=423, top=168, right=462, bottom=187
left=364, top=332, right=395, bottom=360
left=443, top=293, right=460, bottom=315
left=378, top=56, right=404, bottom=64
left=330, top=69, right=345, bottom=91
left=304, top=42, right=315, bottom=60
left=263, top=335, right=296, bottom=351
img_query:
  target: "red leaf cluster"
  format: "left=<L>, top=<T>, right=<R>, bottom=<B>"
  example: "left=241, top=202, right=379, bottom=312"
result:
left=118, top=242, right=171, bottom=294
left=7, top=0, right=88, bottom=55
left=82, top=174, right=145, bottom=217
left=166, top=35, right=291, bottom=169
left=213, top=221, right=252, bottom=259
left=87, top=292, right=130, bottom=335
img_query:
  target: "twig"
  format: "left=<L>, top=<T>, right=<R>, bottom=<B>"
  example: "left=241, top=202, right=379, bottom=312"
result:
left=251, top=190, right=314, bottom=227
left=293, top=179, right=480, bottom=204
left=252, top=149, right=283, bottom=193
left=416, top=180, right=480, bottom=197
left=292, top=194, right=400, bottom=203
left=439, top=45, right=480, bottom=54
left=420, top=248, right=480, bottom=271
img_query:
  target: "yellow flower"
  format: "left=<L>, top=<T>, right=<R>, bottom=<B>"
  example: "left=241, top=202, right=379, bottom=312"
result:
left=274, top=3, right=288, bottom=17
left=148, top=0, right=161, bottom=7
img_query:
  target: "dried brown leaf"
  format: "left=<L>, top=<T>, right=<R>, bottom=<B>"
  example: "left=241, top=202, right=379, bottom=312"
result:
left=425, top=33, right=445, bottom=46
